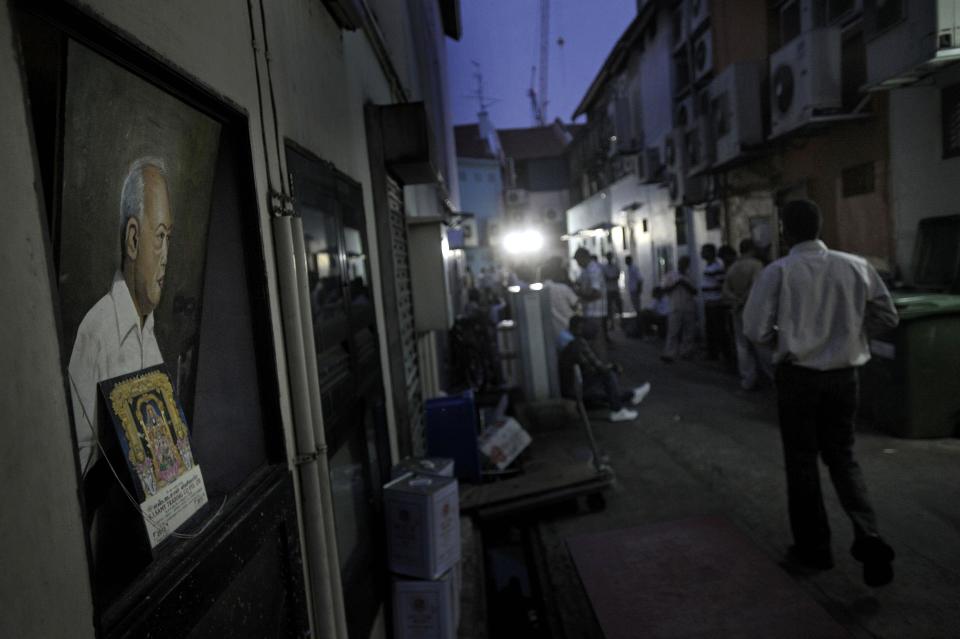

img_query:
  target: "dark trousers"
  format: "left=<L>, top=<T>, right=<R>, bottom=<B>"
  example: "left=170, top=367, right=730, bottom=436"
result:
left=605, top=289, right=623, bottom=330
left=704, top=302, right=731, bottom=360
left=582, top=369, right=630, bottom=411
left=775, top=364, right=879, bottom=554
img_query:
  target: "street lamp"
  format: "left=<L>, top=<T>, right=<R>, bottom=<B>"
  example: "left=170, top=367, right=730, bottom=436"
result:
left=502, top=228, right=545, bottom=255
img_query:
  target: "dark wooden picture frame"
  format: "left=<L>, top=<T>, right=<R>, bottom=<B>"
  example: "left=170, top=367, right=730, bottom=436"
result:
left=13, top=2, right=307, bottom=636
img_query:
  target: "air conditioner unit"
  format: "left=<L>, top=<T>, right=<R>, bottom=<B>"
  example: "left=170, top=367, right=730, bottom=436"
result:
left=825, top=0, right=863, bottom=26
left=662, top=129, right=681, bottom=174
left=689, top=0, right=710, bottom=33
left=769, top=27, right=842, bottom=139
left=665, top=128, right=709, bottom=205
left=613, top=153, right=642, bottom=181
left=864, top=0, right=960, bottom=89
left=667, top=170, right=685, bottom=206
left=711, top=61, right=764, bottom=166
left=667, top=171, right=709, bottom=206
left=691, top=29, right=714, bottom=84
left=461, top=217, right=479, bottom=248
left=674, top=96, right=695, bottom=128
left=504, top=188, right=529, bottom=208
left=684, top=117, right=715, bottom=176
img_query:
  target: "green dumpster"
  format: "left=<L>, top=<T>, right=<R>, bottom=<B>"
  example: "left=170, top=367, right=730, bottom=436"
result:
left=860, top=293, right=960, bottom=438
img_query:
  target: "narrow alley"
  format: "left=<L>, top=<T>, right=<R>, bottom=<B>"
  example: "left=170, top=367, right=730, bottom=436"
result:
left=513, top=333, right=960, bottom=639
left=4, top=1, right=960, bottom=638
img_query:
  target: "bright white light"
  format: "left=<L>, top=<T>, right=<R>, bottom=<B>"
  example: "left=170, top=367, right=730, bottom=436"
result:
left=507, top=285, right=522, bottom=293
left=502, top=229, right=545, bottom=255
left=529, top=282, right=544, bottom=291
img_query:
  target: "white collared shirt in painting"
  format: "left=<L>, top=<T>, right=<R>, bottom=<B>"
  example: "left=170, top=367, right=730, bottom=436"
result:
left=743, top=240, right=898, bottom=371
left=68, top=271, right=164, bottom=476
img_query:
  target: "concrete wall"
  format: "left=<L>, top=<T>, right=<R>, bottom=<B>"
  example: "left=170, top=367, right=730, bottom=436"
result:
left=888, top=63, right=960, bottom=284
left=0, top=6, right=95, bottom=638
left=638, top=8, right=674, bottom=150
left=458, top=157, right=502, bottom=220
left=780, top=95, right=892, bottom=263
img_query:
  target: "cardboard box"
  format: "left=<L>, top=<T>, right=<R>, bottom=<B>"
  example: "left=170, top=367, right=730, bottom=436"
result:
left=393, top=568, right=457, bottom=639
left=391, top=457, right=455, bottom=480
left=385, top=473, right=461, bottom=579
left=477, top=416, right=532, bottom=470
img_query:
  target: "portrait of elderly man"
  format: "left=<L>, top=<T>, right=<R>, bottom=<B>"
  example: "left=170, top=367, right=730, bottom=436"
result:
left=68, top=157, right=174, bottom=477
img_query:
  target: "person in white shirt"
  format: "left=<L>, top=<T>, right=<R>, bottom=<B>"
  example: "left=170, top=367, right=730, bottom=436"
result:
left=573, top=247, right=609, bottom=360
left=624, top=255, right=643, bottom=315
left=540, top=256, right=580, bottom=348
left=700, top=243, right=729, bottom=361
left=743, top=199, right=898, bottom=586
left=68, top=157, right=173, bottom=478
left=722, top=239, right=768, bottom=390
left=660, top=256, right=697, bottom=362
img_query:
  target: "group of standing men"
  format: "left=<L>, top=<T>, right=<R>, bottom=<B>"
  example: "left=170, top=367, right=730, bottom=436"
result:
left=560, top=199, right=899, bottom=586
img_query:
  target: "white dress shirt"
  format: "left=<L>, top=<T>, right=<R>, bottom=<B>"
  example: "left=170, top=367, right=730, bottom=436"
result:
left=578, top=261, right=607, bottom=318
left=68, top=272, right=164, bottom=475
left=701, top=259, right=726, bottom=303
left=544, top=279, right=580, bottom=337
left=743, top=240, right=898, bottom=371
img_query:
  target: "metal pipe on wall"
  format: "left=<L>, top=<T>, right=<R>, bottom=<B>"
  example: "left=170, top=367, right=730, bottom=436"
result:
left=272, top=215, right=338, bottom=639
left=290, top=215, right=348, bottom=638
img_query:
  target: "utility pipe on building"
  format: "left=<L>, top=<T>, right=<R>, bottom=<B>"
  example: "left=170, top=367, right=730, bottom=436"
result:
left=272, top=215, right=339, bottom=639
left=291, top=215, right=349, bottom=638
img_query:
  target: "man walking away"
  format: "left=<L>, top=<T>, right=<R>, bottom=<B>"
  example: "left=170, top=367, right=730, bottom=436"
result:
left=661, top=256, right=697, bottom=362
left=743, top=199, right=899, bottom=586
left=602, top=252, right=623, bottom=332
left=722, top=239, right=766, bottom=389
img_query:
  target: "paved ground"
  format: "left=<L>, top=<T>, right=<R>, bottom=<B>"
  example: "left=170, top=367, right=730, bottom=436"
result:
left=527, top=332, right=960, bottom=639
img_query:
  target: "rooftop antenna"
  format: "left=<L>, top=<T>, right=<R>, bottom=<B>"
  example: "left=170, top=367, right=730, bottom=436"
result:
left=465, top=60, right=500, bottom=115
left=528, top=0, right=551, bottom=126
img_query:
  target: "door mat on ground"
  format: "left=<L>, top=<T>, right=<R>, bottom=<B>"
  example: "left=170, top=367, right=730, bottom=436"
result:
left=566, top=516, right=849, bottom=639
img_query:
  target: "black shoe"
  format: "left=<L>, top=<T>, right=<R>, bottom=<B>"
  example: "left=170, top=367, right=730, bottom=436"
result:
left=851, top=536, right=895, bottom=587
left=660, top=355, right=674, bottom=363
left=782, top=544, right=834, bottom=573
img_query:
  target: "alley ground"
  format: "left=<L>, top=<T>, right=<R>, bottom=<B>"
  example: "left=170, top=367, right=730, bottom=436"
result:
left=506, top=332, right=960, bottom=639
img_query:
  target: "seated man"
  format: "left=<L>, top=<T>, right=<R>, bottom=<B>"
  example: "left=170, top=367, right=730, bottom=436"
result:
left=559, top=316, right=651, bottom=422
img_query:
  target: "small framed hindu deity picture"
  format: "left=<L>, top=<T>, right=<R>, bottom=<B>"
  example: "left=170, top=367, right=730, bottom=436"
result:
left=100, top=365, right=208, bottom=549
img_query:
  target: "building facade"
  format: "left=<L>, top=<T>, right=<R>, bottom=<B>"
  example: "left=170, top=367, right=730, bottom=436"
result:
left=566, top=0, right=960, bottom=318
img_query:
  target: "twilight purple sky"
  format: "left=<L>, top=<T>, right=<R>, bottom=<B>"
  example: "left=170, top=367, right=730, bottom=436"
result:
left=447, top=0, right=637, bottom=128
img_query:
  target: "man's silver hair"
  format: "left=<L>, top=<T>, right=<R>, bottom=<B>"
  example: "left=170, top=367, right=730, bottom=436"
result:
left=119, top=156, right=167, bottom=259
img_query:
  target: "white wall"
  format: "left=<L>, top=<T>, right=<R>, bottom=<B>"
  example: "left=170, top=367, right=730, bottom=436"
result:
left=639, top=9, right=675, bottom=150
left=889, top=63, right=960, bottom=284
left=0, top=5, right=95, bottom=638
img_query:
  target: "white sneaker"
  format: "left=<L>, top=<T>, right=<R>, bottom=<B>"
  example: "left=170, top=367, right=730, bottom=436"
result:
left=609, top=407, right=638, bottom=422
left=631, top=382, right=651, bottom=406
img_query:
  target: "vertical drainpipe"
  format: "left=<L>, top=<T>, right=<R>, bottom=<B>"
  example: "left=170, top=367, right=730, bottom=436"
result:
left=290, top=215, right=348, bottom=638
left=272, top=213, right=339, bottom=639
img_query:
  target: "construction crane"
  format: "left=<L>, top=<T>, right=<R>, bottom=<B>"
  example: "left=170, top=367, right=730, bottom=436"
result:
left=528, top=0, right=550, bottom=126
